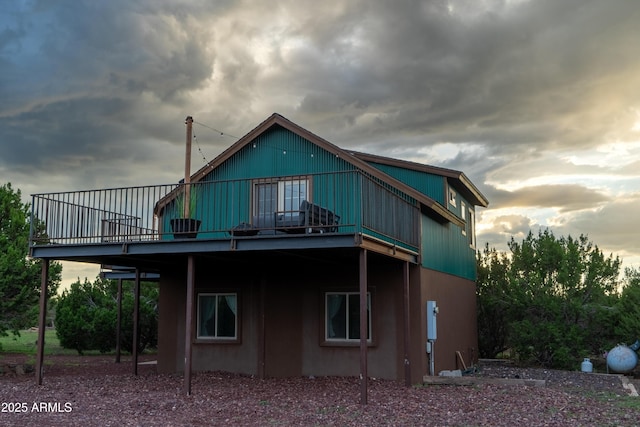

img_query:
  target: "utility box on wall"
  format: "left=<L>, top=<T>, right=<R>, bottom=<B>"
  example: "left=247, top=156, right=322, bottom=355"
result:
left=427, top=300, right=438, bottom=341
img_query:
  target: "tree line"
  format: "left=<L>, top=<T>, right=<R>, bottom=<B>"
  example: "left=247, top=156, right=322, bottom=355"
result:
left=477, top=229, right=640, bottom=369
left=0, top=183, right=61, bottom=340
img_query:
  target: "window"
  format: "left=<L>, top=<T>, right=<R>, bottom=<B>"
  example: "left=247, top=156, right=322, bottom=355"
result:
left=468, top=208, right=476, bottom=248
left=281, top=179, right=308, bottom=215
left=197, top=293, right=238, bottom=339
left=460, top=201, right=467, bottom=236
left=448, top=187, right=457, bottom=207
left=253, top=178, right=309, bottom=226
left=325, top=292, right=371, bottom=342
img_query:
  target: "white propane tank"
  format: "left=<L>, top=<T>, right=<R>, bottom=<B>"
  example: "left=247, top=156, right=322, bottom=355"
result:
left=607, top=345, right=638, bottom=373
left=581, top=358, right=593, bottom=373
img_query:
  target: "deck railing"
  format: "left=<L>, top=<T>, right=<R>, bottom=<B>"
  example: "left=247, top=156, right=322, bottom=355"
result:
left=30, top=171, right=420, bottom=251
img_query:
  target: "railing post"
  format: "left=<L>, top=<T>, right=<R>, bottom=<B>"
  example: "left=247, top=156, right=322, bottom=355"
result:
left=29, top=196, right=36, bottom=247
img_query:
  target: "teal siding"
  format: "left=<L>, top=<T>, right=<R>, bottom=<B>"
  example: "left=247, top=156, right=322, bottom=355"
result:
left=160, top=127, right=421, bottom=252
left=366, top=162, right=446, bottom=204
left=421, top=214, right=476, bottom=280
left=204, top=126, right=355, bottom=181
left=198, top=126, right=363, bottom=236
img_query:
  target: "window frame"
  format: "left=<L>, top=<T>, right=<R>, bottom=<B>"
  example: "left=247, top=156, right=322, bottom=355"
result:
left=448, top=187, right=457, bottom=207
left=460, top=201, right=467, bottom=236
left=252, top=176, right=311, bottom=222
left=195, top=292, right=240, bottom=343
left=468, top=207, right=476, bottom=249
left=323, top=291, right=373, bottom=346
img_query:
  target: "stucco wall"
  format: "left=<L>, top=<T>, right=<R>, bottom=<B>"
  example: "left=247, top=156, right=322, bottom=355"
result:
left=156, top=251, right=407, bottom=380
left=420, top=268, right=478, bottom=374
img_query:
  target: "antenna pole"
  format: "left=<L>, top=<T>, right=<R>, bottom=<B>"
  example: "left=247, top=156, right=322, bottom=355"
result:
left=184, top=116, right=193, bottom=217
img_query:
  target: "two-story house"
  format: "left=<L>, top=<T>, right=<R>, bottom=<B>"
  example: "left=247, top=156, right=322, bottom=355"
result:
left=30, top=113, right=488, bottom=400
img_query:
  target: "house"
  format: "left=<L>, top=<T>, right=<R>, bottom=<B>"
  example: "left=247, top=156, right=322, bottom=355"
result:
left=30, top=113, right=488, bottom=400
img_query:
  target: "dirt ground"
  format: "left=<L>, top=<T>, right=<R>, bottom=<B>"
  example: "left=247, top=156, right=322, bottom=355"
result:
left=2, top=354, right=640, bottom=426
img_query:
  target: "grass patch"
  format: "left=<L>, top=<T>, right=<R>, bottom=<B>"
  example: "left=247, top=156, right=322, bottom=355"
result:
left=0, top=329, right=110, bottom=356
left=1, top=329, right=156, bottom=357
left=580, top=390, right=640, bottom=410
left=616, top=396, right=640, bottom=410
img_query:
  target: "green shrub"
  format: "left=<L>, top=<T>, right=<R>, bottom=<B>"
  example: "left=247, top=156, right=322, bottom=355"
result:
left=55, top=277, right=157, bottom=355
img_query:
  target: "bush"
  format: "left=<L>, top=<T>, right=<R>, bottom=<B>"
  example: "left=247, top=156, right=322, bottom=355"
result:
left=477, top=230, right=623, bottom=369
left=55, top=277, right=157, bottom=355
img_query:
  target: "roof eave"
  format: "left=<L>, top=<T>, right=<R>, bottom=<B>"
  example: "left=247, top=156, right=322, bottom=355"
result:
left=350, top=150, right=489, bottom=208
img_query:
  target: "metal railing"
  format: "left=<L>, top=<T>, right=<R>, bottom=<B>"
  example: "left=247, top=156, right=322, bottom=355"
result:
left=30, top=171, right=420, bottom=250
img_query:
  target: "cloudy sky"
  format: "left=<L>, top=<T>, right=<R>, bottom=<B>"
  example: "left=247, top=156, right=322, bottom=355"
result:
left=2, top=0, right=640, bottom=286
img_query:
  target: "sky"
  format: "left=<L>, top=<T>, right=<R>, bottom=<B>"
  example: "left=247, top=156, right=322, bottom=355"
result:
left=2, top=0, right=640, bottom=288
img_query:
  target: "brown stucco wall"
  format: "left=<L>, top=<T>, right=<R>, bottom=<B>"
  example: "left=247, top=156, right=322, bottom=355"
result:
left=158, top=261, right=260, bottom=375
left=156, top=251, right=409, bottom=381
left=157, top=269, right=184, bottom=374
left=299, top=254, right=403, bottom=380
left=420, top=268, right=478, bottom=374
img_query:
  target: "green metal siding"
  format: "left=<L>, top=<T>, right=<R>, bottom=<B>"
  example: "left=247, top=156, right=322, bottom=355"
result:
left=199, top=126, right=363, bottom=236
left=446, top=186, right=474, bottom=222
left=421, top=214, right=476, bottom=280
left=158, top=127, right=423, bottom=251
left=204, top=126, right=355, bottom=181
left=365, top=162, right=446, bottom=204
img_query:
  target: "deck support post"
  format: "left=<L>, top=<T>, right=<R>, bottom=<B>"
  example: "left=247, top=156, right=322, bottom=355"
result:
left=359, top=249, right=368, bottom=404
left=35, top=259, right=49, bottom=386
left=132, top=270, right=140, bottom=375
left=403, top=261, right=412, bottom=386
left=257, top=277, right=266, bottom=379
left=115, top=278, right=123, bottom=363
left=184, top=255, right=195, bottom=395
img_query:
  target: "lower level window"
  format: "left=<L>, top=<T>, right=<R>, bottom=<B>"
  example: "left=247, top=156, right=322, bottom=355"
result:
left=325, top=292, right=371, bottom=341
left=197, top=293, right=237, bottom=339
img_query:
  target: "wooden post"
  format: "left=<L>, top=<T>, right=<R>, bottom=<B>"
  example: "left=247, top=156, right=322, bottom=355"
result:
left=35, top=259, right=49, bottom=385
left=115, top=278, right=122, bottom=364
left=359, top=249, right=368, bottom=404
left=184, top=255, right=195, bottom=395
left=257, top=278, right=266, bottom=379
left=132, top=270, right=140, bottom=375
left=403, top=261, right=412, bottom=386
left=184, top=116, right=193, bottom=218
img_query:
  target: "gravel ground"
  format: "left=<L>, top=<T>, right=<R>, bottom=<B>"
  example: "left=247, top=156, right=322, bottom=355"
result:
left=1, top=355, right=640, bottom=426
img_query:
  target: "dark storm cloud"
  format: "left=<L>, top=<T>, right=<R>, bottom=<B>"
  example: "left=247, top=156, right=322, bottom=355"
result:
left=270, top=0, right=640, bottom=154
left=0, top=0, right=230, bottom=187
left=5, top=0, right=638, bottom=178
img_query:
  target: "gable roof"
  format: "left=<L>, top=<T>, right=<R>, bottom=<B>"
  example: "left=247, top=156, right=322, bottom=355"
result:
left=188, top=113, right=468, bottom=227
left=346, top=151, right=489, bottom=208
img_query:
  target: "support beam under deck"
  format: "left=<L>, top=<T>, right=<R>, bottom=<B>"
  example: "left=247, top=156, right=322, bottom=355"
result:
left=359, top=249, right=368, bottom=405
left=132, top=270, right=140, bottom=375
left=35, top=260, right=49, bottom=386
left=183, top=255, right=195, bottom=395
left=115, top=278, right=122, bottom=364
left=403, top=261, right=412, bottom=386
